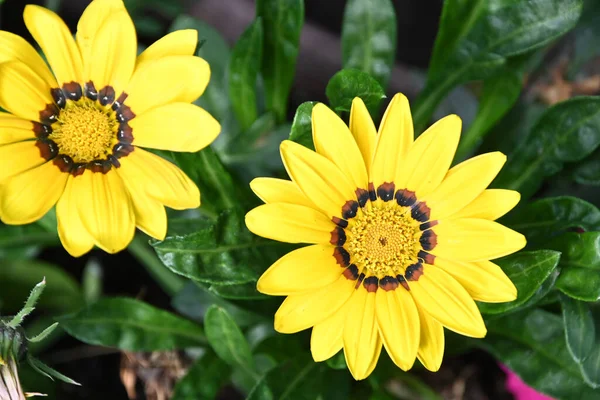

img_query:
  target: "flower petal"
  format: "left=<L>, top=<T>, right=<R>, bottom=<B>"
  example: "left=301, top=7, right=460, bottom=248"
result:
left=245, top=203, right=333, bottom=244
left=371, top=93, right=413, bottom=185
left=424, top=152, right=507, bottom=220
left=257, top=244, right=343, bottom=295
left=435, top=257, right=517, bottom=303
left=86, top=10, right=136, bottom=96
left=416, top=306, right=444, bottom=372
left=0, top=162, right=67, bottom=224
left=249, top=177, right=315, bottom=208
left=349, top=97, right=376, bottom=175
left=280, top=140, right=356, bottom=219
left=0, top=61, right=54, bottom=121
left=452, top=189, right=521, bottom=221
left=117, top=148, right=200, bottom=210
left=0, top=31, right=56, bottom=87
left=0, top=113, right=36, bottom=145
left=137, top=30, right=198, bottom=69
left=127, top=186, right=167, bottom=240
left=125, top=56, right=210, bottom=115
left=432, top=218, right=526, bottom=262
left=312, top=103, right=368, bottom=189
left=0, top=141, right=47, bottom=182
left=409, top=265, right=486, bottom=338
left=343, top=289, right=382, bottom=380
left=72, top=169, right=135, bottom=253
left=130, top=103, right=220, bottom=152
left=23, top=5, right=83, bottom=85
left=311, top=301, right=350, bottom=362
left=396, top=114, right=461, bottom=198
left=56, top=176, right=95, bottom=257
left=376, top=287, right=419, bottom=371
left=274, top=275, right=355, bottom=333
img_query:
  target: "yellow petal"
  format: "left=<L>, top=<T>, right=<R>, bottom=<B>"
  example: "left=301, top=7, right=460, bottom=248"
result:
left=117, top=148, right=200, bottom=210
left=435, top=257, right=517, bottom=303
left=424, top=152, right=506, bottom=220
left=396, top=115, right=461, bottom=198
left=245, top=203, right=333, bottom=244
left=130, top=103, right=220, bottom=152
left=137, top=30, right=198, bottom=69
left=375, top=287, right=419, bottom=371
left=0, top=113, right=36, bottom=145
left=86, top=10, right=136, bottom=96
left=312, top=103, right=368, bottom=190
left=126, top=184, right=167, bottom=240
left=311, top=301, right=351, bottom=362
left=257, top=245, right=343, bottom=295
left=452, top=189, right=521, bottom=221
left=56, top=176, right=95, bottom=257
left=371, top=93, right=414, bottom=185
left=416, top=306, right=444, bottom=372
left=432, top=218, right=526, bottom=262
left=249, top=177, right=315, bottom=208
left=125, top=56, right=210, bottom=115
left=410, top=265, right=486, bottom=338
left=274, top=275, right=355, bottom=333
left=23, top=5, right=83, bottom=85
left=76, top=0, right=125, bottom=68
left=0, top=31, right=56, bottom=87
left=72, top=169, right=135, bottom=253
left=0, top=61, right=54, bottom=121
left=349, top=97, right=376, bottom=175
left=343, top=289, right=382, bottom=380
left=0, top=162, right=67, bottom=224
left=280, top=140, right=356, bottom=219
left=0, top=141, right=47, bottom=182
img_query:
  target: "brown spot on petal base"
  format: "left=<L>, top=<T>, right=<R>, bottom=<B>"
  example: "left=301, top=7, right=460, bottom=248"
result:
left=363, top=276, right=378, bottom=292
left=333, top=247, right=350, bottom=267
left=53, top=154, right=74, bottom=172
left=420, top=221, right=438, bottom=231
left=395, top=189, right=416, bottom=207
left=355, top=273, right=365, bottom=289
left=62, top=82, right=82, bottom=101
left=418, top=250, right=436, bottom=265
left=355, top=188, right=370, bottom=207
left=343, top=264, right=359, bottom=280
left=379, top=276, right=399, bottom=291
left=36, top=139, right=58, bottom=160
left=332, top=216, right=348, bottom=228
left=377, top=182, right=395, bottom=202
left=411, top=202, right=431, bottom=222
left=33, top=122, right=51, bottom=138
left=342, top=200, right=359, bottom=219
left=420, top=229, right=437, bottom=251
left=330, top=227, right=347, bottom=246
left=405, top=263, right=423, bottom=281
left=368, top=182, right=377, bottom=201
left=396, top=275, right=410, bottom=290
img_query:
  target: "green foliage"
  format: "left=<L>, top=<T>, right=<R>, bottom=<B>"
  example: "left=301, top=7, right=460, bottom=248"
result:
left=289, top=101, right=316, bottom=150
left=326, top=69, right=386, bottom=116
left=172, top=351, right=229, bottom=400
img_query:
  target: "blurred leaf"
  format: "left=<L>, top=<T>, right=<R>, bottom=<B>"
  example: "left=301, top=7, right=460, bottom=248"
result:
left=209, top=281, right=267, bottom=300
left=326, top=69, right=385, bottom=116
left=326, top=351, right=347, bottom=370
left=478, top=250, right=560, bottom=314
left=320, top=369, right=352, bottom=400
left=82, top=258, right=103, bottom=304
left=172, top=351, right=230, bottom=400
left=204, top=306, right=259, bottom=381
left=503, top=196, right=600, bottom=245
left=568, top=0, right=600, bottom=77
left=227, top=113, right=276, bottom=154
left=413, top=0, right=583, bottom=130
left=0, top=223, right=58, bottom=259
left=229, top=19, right=264, bottom=131
left=341, top=0, right=396, bottom=88
left=289, top=101, right=316, bottom=150
left=494, top=97, right=600, bottom=199
left=257, top=0, right=304, bottom=121
left=573, top=150, right=600, bottom=185
left=58, top=297, right=205, bottom=351
left=482, top=309, right=600, bottom=399
left=0, top=260, right=81, bottom=313
left=561, top=295, right=595, bottom=365
left=548, top=232, right=600, bottom=301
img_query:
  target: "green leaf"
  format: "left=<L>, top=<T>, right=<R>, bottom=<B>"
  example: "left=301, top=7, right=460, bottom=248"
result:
left=326, top=351, right=347, bottom=370
left=257, top=0, right=304, bottom=121
left=289, top=101, right=316, bottom=150
left=58, top=297, right=205, bottom=351
left=8, top=278, right=46, bottom=327
left=502, top=196, right=600, bottom=245
left=172, top=351, right=230, bottom=400
left=482, top=309, right=600, bottom=399
left=27, top=354, right=80, bottom=386
left=413, top=0, right=583, bottom=130
left=568, top=0, right=600, bottom=77
left=326, top=69, right=385, bottom=116
left=228, top=19, right=264, bottom=131
left=494, top=97, right=600, bottom=199
left=561, top=295, right=595, bottom=365
left=478, top=250, right=560, bottom=315
left=28, top=322, right=59, bottom=343
left=204, top=305, right=258, bottom=380
left=209, top=281, right=267, bottom=300
left=0, top=223, right=59, bottom=259
left=573, top=148, right=600, bottom=185
left=341, top=0, right=396, bottom=88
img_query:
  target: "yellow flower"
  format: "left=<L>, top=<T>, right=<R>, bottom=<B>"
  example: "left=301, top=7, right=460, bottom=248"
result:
left=0, top=0, right=220, bottom=256
left=245, top=94, right=526, bottom=380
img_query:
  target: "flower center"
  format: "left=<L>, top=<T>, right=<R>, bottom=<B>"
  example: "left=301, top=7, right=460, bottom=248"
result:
left=346, top=206, right=420, bottom=276
left=49, top=101, right=118, bottom=164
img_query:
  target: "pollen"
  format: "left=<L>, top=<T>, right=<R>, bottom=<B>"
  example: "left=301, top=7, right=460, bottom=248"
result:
left=49, top=101, right=118, bottom=164
left=346, top=206, right=420, bottom=276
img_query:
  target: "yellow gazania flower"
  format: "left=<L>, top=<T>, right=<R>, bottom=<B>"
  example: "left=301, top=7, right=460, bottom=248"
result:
left=0, top=0, right=220, bottom=256
left=245, top=94, right=526, bottom=379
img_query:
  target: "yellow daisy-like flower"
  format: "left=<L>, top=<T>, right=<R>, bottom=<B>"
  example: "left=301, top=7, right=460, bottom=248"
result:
left=0, top=0, right=220, bottom=256
left=245, top=94, right=526, bottom=379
